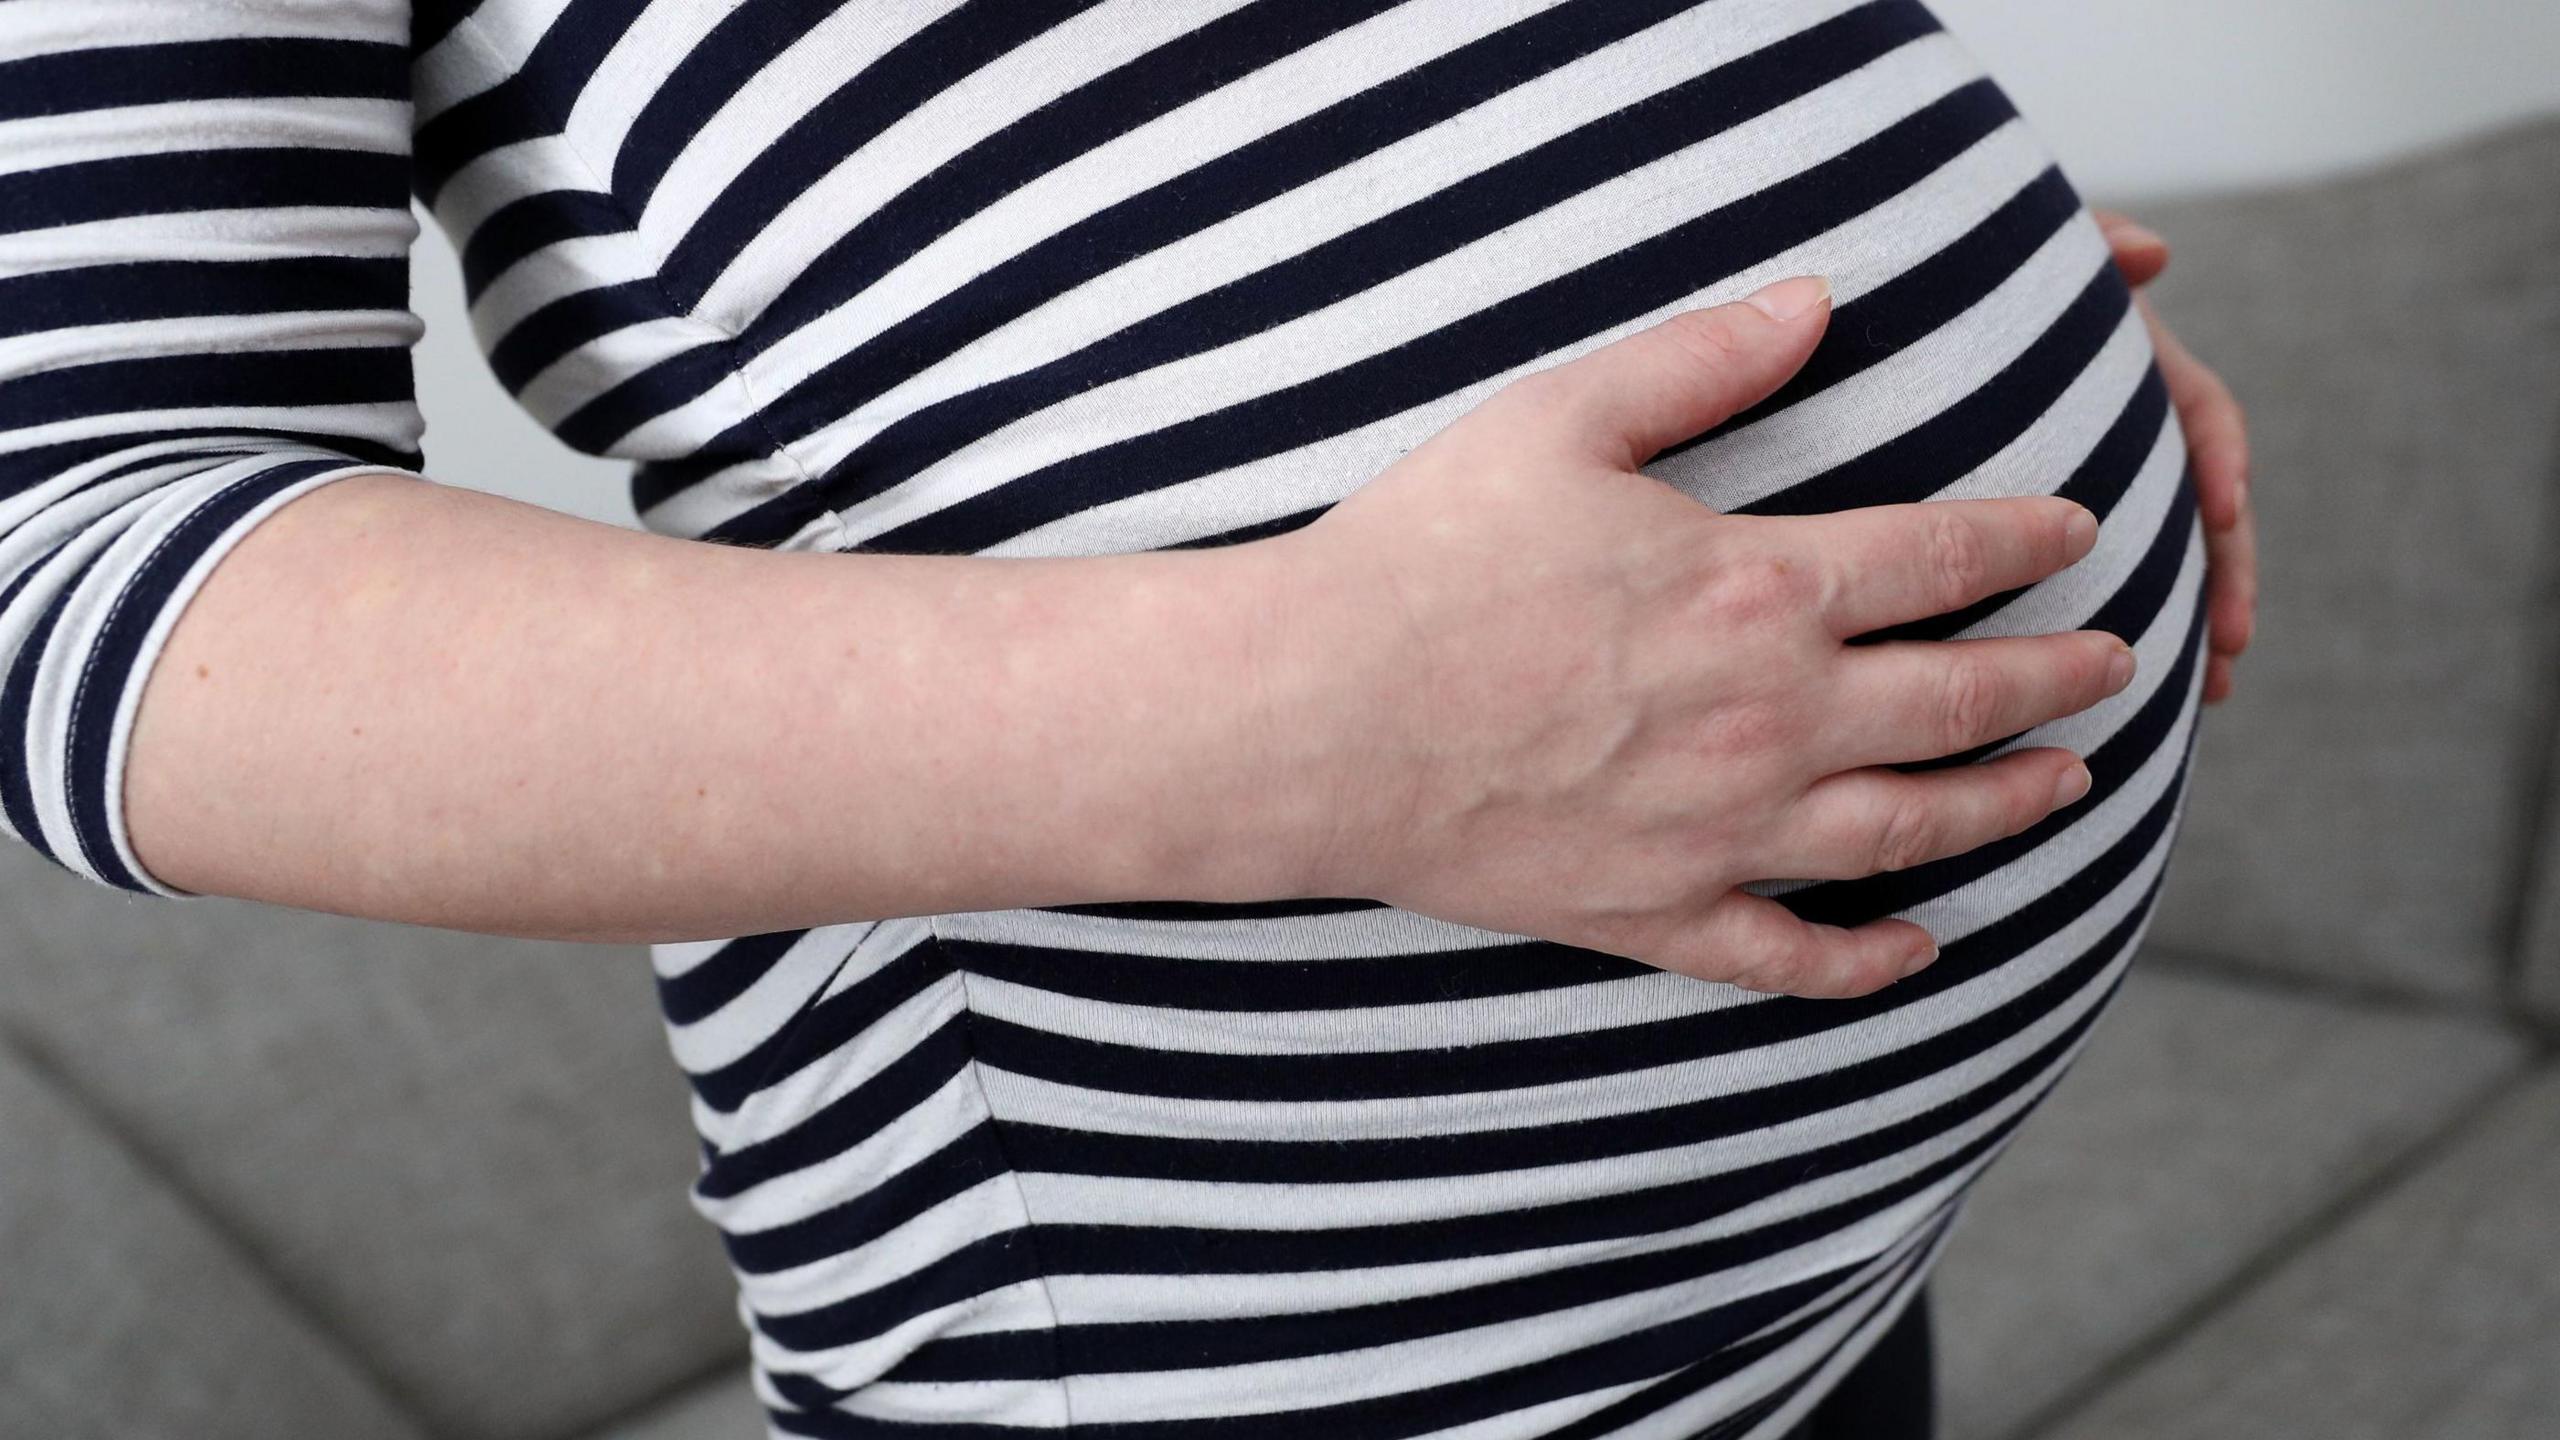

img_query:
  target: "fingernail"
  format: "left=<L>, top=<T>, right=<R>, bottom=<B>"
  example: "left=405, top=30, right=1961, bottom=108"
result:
left=2106, top=642, right=2137, bottom=693
left=2053, top=761, right=2094, bottom=809
left=2064, top=502, right=2099, bottom=556
left=1900, top=937, right=1940, bottom=978
left=1743, top=275, right=1831, bottom=322
left=2116, top=220, right=2167, bottom=253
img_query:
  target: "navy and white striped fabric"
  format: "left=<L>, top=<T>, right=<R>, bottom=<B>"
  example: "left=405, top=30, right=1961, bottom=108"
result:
left=0, top=1, right=2205, bottom=1433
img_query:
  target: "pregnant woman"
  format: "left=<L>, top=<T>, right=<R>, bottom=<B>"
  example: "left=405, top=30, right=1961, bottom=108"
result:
left=0, top=1, right=2256, bottom=1435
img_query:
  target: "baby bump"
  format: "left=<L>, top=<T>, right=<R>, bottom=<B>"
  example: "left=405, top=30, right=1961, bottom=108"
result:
left=896, top=311, right=2196, bottom=1433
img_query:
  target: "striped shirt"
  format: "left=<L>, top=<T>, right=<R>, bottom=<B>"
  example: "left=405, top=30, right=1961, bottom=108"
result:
left=0, top=1, right=2206, bottom=1435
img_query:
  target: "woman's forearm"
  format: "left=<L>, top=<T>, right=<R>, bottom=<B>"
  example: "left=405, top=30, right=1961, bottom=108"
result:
left=121, top=287, right=2139, bottom=999
left=123, top=473, right=1348, bottom=944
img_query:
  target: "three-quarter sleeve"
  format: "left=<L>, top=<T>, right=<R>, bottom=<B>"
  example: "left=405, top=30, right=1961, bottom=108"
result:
left=0, top=1, right=426, bottom=896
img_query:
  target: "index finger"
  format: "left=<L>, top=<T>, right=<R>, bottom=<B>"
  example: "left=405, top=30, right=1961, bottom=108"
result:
left=2094, top=209, right=2171, bottom=288
left=1801, top=495, right=2099, bottom=637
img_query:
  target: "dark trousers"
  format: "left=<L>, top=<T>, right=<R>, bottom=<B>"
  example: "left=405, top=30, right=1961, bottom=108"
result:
left=1779, top=1287, right=1936, bottom=1440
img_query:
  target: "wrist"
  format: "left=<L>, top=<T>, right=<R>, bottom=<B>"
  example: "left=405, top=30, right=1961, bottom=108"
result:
left=1203, top=527, right=1416, bottom=905
left=801, top=534, right=1404, bottom=915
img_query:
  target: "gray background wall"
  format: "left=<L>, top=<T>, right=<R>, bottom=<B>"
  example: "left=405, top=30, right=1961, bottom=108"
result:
left=406, top=0, right=2560, bottom=527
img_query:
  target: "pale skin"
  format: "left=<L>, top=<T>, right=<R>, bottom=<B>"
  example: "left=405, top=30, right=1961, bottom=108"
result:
left=124, top=226, right=2255, bottom=999
left=2091, top=210, right=2258, bottom=703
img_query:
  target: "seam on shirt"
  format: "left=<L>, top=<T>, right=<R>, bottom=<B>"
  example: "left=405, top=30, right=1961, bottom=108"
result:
left=61, top=466, right=275, bottom=888
left=438, top=17, right=853, bottom=552
left=696, top=921, right=878, bottom=1158
left=929, top=919, right=1079, bottom=1429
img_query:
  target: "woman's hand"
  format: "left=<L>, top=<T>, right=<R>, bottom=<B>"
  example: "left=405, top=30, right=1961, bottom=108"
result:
left=1270, top=278, right=2137, bottom=1000
left=2095, top=210, right=2258, bottom=703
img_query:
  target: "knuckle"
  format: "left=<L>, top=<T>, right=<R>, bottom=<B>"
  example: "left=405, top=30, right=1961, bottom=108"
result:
left=1869, top=790, right=1939, bottom=875
left=1924, top=508, right=1992, bottom=604
left=1657, top=307, right=1753, bottom=373
left=1936, top=654, right=2007, bottom=746
left=1702, top=544, right=1819, bottom=628
left=1696, top=694, right=1789, bottom=762
left=1727, top=942, right=1807, bottom=996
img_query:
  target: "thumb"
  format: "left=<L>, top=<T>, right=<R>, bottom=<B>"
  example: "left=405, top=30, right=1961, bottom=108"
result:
left=1543, top=275, right=1833, bottom=470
